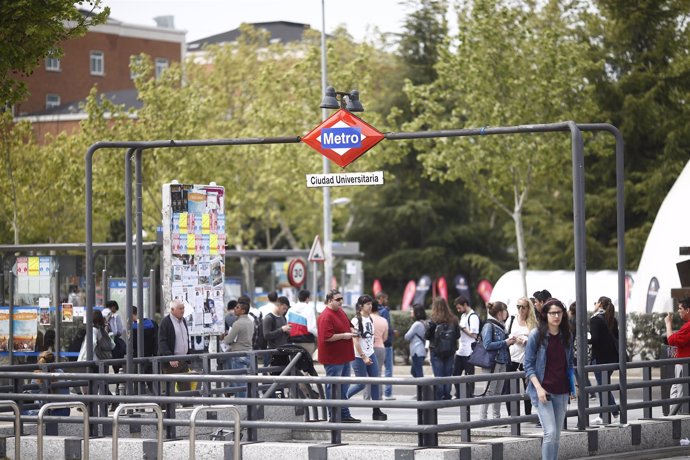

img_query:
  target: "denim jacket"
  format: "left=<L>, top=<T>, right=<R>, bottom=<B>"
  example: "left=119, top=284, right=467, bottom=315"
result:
left=481, top=319, right=510, bottom=365
left=523, top=328, right=575, bottom=404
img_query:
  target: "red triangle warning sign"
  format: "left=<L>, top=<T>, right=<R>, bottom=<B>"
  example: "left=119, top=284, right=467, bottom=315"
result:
left=308, top=236, right=325, bottom=262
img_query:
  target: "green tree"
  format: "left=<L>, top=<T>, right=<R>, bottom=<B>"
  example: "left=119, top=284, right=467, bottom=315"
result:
left=0, top=0, right=109, bottom=106
left=581, top=0, right=690, bottom=269
left=405, top=0, right=597, bottom=296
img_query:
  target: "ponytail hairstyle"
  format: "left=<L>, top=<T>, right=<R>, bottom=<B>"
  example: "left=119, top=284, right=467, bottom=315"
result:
left=487, top=301, right=508, bottom=319
left=536, top=298, right=571, bottom=347
left=355, top=295, right=373, bottom=335
left=598, top=296, right=616, bottom=332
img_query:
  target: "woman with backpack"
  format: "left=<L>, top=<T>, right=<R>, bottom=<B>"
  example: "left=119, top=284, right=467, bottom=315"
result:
left=404, top=304, right=428, bottom=378
left=478, top=301, right=516, bottom=420
left=346, top=295, right=388, bottom=421
left=524, top=298, right=575, bottom=460
left=425, top=297, right=460, bottom=400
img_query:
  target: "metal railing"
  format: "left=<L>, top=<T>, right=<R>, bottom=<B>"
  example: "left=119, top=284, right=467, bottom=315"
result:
left=112, top=403, right=163, bottom=459
left=189, top=405, right=241, bottom=460
left=1, top=350, right=688, bottom=450
left=0, top=400, right=20, bottom=459
left=36, top=402, right=88, bottom=460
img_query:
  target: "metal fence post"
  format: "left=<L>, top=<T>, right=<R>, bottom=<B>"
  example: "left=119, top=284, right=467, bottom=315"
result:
left=418, top=384, right=438, bottom=447
left=643, top=366, right=653, bottom=419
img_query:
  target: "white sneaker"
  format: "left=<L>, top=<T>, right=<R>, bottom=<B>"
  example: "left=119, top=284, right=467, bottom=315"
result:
left=611, top=415, right=620, bottom=424
left=591, top=416, right=604, bottom=425
left=383, top=395, right=396, bottom=400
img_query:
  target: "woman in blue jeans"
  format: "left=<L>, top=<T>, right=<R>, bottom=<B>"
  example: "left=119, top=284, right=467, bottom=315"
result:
left=346, top=295, right=388, bottom=421
left=425, top=297, right=460, bottom=400
left=524, top=298, right=575, bottom=460
left=404, top=304, right=428, bottom=378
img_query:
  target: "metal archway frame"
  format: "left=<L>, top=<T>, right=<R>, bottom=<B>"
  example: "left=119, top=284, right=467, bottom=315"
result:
left=84, top=122, right=625, bottom=430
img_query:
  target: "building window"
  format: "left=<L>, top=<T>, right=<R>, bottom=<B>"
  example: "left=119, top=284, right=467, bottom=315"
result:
left=90, top=51, right=104, bottom=75
left=46, top=94, right=61, bottom=110
left=155, top=58, right=169, bottom=79
left=130, top=55, right=143, bottom=80
left=45, top=54, right=61, bottom=72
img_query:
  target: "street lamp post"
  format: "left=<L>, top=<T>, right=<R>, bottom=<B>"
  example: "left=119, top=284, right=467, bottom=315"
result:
left=320, top=0, right=331, bottom=299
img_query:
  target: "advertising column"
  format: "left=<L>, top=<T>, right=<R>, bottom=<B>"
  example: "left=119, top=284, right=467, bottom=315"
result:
left=161, top=183, right=226, bottom=352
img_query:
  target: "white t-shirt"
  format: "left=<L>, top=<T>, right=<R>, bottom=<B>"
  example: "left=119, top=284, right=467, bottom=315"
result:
left=351, top=315, right=375, bottom=357
left=508, top=317, right=531, bottom=364
left=458, top=309, right=480, bottom=357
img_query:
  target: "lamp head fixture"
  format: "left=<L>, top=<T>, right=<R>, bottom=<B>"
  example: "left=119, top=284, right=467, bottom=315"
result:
left=320, top=86, right=364, bottom=112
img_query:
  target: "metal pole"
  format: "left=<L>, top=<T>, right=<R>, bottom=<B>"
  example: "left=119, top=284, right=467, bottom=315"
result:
left=125, top=149, right=135, bottom=380
left=568, top=121, right=588, bottom=431
left=135, top=149, right=145, bottom=387
left=101, top=269, right=107, bottom=308
left=148, top=268, right=156, bottom=322
left=8, top=272, right=14, bottom=365
left=321, top=0, right=332, bottom=300
left=54, top=269, right=61, bottom=362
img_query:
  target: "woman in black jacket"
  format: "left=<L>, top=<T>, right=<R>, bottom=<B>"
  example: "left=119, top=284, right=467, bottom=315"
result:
left=589, top=296, right=620, bottom=425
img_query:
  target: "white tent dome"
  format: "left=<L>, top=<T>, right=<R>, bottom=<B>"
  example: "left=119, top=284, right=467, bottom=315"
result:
left=489, top=269, right=633, bottom=317
left=629, top=159, right=690, bottom=314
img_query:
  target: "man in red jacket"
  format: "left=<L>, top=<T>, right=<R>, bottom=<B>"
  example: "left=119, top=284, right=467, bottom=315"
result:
left=317, top=289, right=360, bottom=423
left=665, top=297, right=690, bottom=415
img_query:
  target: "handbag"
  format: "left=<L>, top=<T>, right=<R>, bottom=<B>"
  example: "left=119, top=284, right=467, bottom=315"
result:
left=468, top=323, right=497, bottom=369
left=94, top=327, right=114, bottom=360
left=468, top=339, right=498, bottom=369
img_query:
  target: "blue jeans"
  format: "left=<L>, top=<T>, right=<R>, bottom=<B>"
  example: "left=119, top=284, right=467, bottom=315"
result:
left=384, top=346, right=394, bottom=397
left=592, top=358, right=619, bottom=417
left=324, top=362, right=352, bottom=419
left=411, top=355, right=425, bottom=378
left=347, top=355, right=380, bottom=400
left=230, top=355, right=250, bottom=398
left=430, top=350, right=454, bottom=400
left=535, top=393, right=569, bottom=460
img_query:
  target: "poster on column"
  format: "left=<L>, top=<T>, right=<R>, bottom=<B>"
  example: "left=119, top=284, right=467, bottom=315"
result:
left=13, top=308, right=39, bottom=352
left=162, top=183, right=226, bottom=336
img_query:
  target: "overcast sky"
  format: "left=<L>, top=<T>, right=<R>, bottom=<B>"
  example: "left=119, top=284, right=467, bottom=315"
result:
left=101, top=0, right=416, bottom=43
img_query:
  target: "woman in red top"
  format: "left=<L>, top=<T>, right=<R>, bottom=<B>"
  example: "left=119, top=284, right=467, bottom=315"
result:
left=665, top=297, right=690, bottom=415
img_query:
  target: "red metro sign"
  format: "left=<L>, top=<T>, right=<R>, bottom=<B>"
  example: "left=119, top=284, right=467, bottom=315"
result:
left=302, top=109, right=384, bottom=168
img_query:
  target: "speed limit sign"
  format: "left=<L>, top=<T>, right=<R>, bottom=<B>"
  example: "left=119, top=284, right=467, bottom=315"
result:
left=287, top=258, right=307, bottom=288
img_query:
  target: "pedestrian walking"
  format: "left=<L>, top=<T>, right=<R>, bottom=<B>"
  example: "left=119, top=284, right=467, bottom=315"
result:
left=524, top=298, right=576, bottom=460
left=404, top=304, right=428, bottom=378
left=478, top=301, right=515, bottom=420
left=504, top=297, right=537, bottom=417
left=665, top=297, right=690, bottom=415
left=453, top=296, right=480, bottom=398
left=589, top=296, right=620, bottom=424
left=346, top=295, right=387, bottom=421
left=425, top=297, right=460, bottom=400
left=317, top=289, right=360, bottom=423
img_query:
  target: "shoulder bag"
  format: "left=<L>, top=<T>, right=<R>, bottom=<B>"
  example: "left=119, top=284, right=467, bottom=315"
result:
left=468, top=324, right=497, bottom=369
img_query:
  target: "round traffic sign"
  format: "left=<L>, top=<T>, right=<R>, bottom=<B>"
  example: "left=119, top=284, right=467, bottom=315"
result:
left=287, top=258, right=307, bottom=288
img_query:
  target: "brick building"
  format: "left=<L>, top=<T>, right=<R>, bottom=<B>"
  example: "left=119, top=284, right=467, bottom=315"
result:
left=14, top=14, right=185, bottom=138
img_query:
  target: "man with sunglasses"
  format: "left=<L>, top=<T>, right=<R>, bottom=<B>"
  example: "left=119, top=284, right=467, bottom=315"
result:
left=665, top=297, right=690, bottom=415
left=317, top=289, right=361, bottom=423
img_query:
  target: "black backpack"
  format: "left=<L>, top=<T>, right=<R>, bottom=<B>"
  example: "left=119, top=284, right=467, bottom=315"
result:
left=248, top=312, right=267, bottom=350
left=433, top=322, right=459, bottom=358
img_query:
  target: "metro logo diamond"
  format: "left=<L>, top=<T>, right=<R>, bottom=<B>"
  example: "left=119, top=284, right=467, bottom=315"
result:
left=302, top=109, right=384, bottom=168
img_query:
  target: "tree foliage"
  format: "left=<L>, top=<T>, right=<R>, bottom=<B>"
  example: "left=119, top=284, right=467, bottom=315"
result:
left=0, top=0, right=109, bottom=107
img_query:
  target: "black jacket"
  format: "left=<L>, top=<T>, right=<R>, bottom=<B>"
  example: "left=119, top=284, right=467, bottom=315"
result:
left=589, top=310, right=619, bottom=364
left=158, top=314, right=189, bottom=358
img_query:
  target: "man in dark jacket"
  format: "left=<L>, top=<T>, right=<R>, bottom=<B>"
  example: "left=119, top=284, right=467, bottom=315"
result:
left=158, top=299, right=191, bottom=391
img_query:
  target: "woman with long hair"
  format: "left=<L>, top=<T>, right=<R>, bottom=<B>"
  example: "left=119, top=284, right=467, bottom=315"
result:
left=479, top=301, right=515, bottom=420
left=404, top=304, right=428, bottom=378
left=346, top=295, right=387, bottom=421
left=589, top=295, right=620, bottom=424
left=425, top=297, right=460, bottom=400
left=363, top=301, right=388, bottom=400
left=524, top=298, right=575, bottom=460
left=504, top=297, right=538, bottom=417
